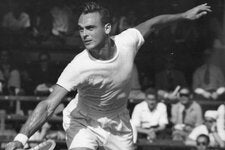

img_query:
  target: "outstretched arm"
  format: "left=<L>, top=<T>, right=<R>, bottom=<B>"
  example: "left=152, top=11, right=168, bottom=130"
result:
left=6, top=85, right=68, bottom=150
left=135, top=3, right=211, bottom=39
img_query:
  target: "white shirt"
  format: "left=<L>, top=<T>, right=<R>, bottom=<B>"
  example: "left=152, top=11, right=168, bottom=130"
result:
left=131, top=101, right=168, bottom=128
left=217, top=104, right=225, bottom=141
left=57, top=28, right=144, bottom=120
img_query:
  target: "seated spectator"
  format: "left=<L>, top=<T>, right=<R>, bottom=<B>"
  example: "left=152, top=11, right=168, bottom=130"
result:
left=2, top=1, right=30, bottom=31
left=171, top=87, right=203, bottom=141
left=131, top=89, right=168, bottom=142
left=195, top=134, right=210, bottom=150
left=31, top=52, right=58, bottom=96
left=0, top=50, right=21, bottom=95
left=156, top=58, right=187, bottom=101
left=1, top=1, right=30, bottom=47
left=29, top=1, right=53, bottom=44
left=50, top=3, right=75, bottom=46
left=192, top=48, right=225, bottom=100
left=217, top=104, right=225, bottom=142
left=185, top=110, right=224, bottom=148
left=0, top=50, right=21, bottom=114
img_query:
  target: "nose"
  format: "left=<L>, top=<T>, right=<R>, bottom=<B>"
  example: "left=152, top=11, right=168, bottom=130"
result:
left=80, top=29, right=88, bottom=39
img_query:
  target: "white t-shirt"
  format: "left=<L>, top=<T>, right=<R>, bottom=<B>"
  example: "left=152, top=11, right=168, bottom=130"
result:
left=57, top=28, right=144, bottom=119
left=131, top=101, right=168, bottom=128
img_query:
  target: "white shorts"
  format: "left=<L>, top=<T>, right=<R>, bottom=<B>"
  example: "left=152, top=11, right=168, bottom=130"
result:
left=63, top=107, right=134, bottom=150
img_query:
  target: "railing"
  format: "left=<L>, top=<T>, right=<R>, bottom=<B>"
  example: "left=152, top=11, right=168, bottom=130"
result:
left=0, top=96, right=224, bottom=150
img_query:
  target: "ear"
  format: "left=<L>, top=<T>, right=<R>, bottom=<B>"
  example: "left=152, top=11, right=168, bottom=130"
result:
left=104, top=23, right=111, bottom=35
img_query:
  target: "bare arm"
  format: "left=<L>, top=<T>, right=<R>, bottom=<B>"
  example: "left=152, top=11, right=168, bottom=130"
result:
left=6, top=84, right=68, bottom=150
left=20, top=85, right=68, bottom=137
left=135, top=3, right=211, bottom=39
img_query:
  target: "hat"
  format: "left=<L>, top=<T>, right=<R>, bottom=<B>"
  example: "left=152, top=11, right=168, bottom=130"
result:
left=204, top=110, right=218, bottom=120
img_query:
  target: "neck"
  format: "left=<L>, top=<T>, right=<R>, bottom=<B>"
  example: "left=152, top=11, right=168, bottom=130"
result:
left=184, top=101, right=192, bottom=108
left=89, top=38, right=116, bottom=60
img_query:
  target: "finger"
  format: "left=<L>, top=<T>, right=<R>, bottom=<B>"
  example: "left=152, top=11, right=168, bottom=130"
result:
left=202, top=6, right=212, bottom=12
left=199, top=4, right=211, bottom=10
left=201, top=3, right=208, bottom=6
left=205, top=8, right=212, bottom=12
left=197, top=11, right=208, bottom=18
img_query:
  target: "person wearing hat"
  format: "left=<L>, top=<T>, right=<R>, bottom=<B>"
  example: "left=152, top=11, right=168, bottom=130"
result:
left=185, top=110, right=224, bottom=148
left=131, top=89, right=168, bottom=142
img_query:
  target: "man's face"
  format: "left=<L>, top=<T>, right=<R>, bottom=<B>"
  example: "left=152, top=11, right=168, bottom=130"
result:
left=179, top=89, right=191, bottom=106
left=196, top=136, right=209, bottom=150
left=180, top=97, right=189, bottom=106
left=78, top=12, right=107, bottom=50
left=204, top=117, right=215, bottom=130
left=39, top=54, right=49, bottom=68
left=0, top=51, right=9, bottom=63
left=146, top=95, right=157, bottom=111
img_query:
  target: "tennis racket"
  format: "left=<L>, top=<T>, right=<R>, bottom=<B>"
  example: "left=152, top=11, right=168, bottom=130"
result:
left=27, top=139, right=56, bottom=150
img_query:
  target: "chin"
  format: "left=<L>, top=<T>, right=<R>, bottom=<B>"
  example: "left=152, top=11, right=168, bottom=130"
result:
left=84, top=44, right=96, bottom=50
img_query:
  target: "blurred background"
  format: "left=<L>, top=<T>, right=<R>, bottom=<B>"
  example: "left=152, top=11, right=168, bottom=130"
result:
left=0, top=0, right=225, bottom=150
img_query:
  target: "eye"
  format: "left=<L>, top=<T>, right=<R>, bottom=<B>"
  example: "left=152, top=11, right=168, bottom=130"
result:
left=87, top=26, right=95, bottom=31
left=78, top=27, right=84, bottom=32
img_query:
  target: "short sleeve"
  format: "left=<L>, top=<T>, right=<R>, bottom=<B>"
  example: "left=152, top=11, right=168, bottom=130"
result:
left=117, top=28, right=145, bottom=54
left=57, top=57, right=81, bottom=91
left=158, top=103, right=169, bottom=126
left=131, top=103, right=142, bottom=127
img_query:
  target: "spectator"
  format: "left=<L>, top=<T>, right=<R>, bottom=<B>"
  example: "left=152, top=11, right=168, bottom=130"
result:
left=185, top=110, right=224, bottom=148
left=217, top=104, right=225, bottom=142
left=1, top=1, right=30, bottom=47
left=0, top=50, right=21, bottom=95
left=50, top=4, right=75, bottom=37
left=195, top=134, right=210, bottom=150
left=2, top=1, right=30, bottom=31
left=193, top=48, right=225, bottom=100
left=31, top=52, right=58, bottom=96
left=131, top=89, right=168, bottom=142
left=156, top=58, right=187, bottom=100
left=0, top=50, right=21, bottom=114
left=171, top=87, right=203, bottom=141
left=29, top=1, right=53, bottom=44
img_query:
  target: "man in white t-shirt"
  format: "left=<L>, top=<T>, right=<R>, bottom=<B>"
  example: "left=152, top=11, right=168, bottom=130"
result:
left=131, top=89, right=168, bottom=142
left=6, top=2, right=211, bottom=150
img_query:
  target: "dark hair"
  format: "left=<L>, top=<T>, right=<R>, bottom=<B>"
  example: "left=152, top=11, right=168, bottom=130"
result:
left=80, top=1, right=112, bottom=25
left=179, top=87, right=192, bottom=95
left=197, top=134, right=210, bottom=145
left=145, top=88, right=158, bottom=100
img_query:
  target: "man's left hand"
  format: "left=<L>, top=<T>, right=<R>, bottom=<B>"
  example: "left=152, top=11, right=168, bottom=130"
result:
left=183, top=3, right=211, bottom=20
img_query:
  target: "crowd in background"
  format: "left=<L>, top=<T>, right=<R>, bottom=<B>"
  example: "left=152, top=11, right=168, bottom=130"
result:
left=0, top=0, right=225, bottom=150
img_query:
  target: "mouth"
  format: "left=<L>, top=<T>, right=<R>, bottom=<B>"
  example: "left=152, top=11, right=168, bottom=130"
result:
left=84, top=40, right=92, bottom=45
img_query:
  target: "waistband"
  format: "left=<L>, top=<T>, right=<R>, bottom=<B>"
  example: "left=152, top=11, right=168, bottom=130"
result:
left=77, top=101, right=128, bottom=119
